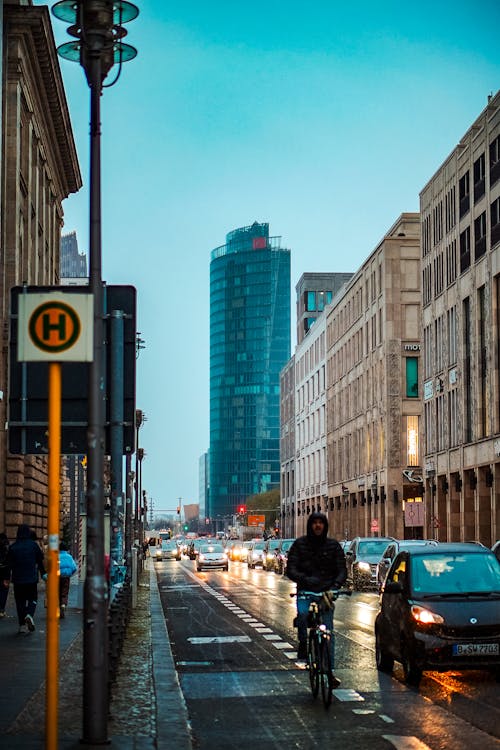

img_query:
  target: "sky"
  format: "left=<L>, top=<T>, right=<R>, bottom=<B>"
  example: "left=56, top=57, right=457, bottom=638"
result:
left=40, top=0, right=500, bottom=518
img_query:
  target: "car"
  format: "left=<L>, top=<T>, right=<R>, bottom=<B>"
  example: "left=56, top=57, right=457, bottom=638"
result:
left=262, top=538, right=281, bottom=571
left=227, top=540, right=245, bottom=561
left=273, top=538, right=295, bottom=574
left=247, top=540, right=266, bottom=568
left=376, top=539, right=439, bottom=591
left=375, top=542, right=500, bottom=686
left=345, top=536, right=395, bottom=590
left=196, top=543, right=229, bottom=572
left=340, top=539, right=351, bottom=553
left=155, top=540, right=181, bottom=561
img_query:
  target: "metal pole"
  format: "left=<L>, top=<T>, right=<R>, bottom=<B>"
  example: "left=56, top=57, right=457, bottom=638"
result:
left=110, top=309, right=125, bottom=578
left=125, top=454, right=133, bottom=572
left=46, top=362, right=61, bottom=750
left=83, top=50, right=108, bottom=745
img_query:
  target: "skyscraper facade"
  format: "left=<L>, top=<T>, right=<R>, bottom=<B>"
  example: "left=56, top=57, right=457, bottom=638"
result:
left=60, top=231, right=88, bottom=280
left=209, top=222, right=291, bottom=525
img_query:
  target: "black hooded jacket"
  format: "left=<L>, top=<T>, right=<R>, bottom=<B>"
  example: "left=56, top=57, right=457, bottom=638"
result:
left=6, top=524, right=45, bottom=585
left=286, top=513, right=347, bottom=593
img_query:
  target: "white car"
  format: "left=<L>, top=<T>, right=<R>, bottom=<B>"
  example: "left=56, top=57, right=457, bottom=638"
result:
left=155, top=540, right=181, bottom=561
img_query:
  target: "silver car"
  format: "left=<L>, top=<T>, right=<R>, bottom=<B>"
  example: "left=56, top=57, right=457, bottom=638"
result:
left=196, top=543, right=229, bottom=572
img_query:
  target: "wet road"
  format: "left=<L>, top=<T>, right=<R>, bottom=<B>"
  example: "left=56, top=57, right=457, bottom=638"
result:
left=156, top=556, right=500, bottom=750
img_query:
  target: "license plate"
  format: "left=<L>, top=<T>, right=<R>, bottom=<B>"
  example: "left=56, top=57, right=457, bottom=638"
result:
left=452, top=643, right=499, bottom=656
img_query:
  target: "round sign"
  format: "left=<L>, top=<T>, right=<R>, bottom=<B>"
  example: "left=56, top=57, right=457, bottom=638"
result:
left=28, top=301, right=81, bottom=353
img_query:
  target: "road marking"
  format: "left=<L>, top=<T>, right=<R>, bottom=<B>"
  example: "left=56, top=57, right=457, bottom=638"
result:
left=352, top=709, right=375, bottom=714
left=334, top=689, right=365, bottom=702
left=382, top=737, right=432, bottom=750
left=248, top=622, right=266, bottom=628
left=187, top=636, right=252, bottom=644
left=272, top=642, right=293, bottom=650
left=284, top=652, right=298, bottom=659
left=380, top=715, right=395, bottom=723
left=263, top=634, right=281, bottom=641
left=254, top=627, right=273, bottom=633
left=354, top=601, right=379, bottom=611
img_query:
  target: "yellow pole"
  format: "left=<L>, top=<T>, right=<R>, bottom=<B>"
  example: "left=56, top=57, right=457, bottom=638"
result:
left=46, top=362, right=61, bottom=750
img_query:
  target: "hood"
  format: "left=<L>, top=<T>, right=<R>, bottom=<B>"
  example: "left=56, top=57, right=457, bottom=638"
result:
left=16, top=523, right=31, bottom=540
left=307, top=512, right=329, bottom=542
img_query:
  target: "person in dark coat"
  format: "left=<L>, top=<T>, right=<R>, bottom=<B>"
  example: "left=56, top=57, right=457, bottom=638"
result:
left=0, top=533, right=10, bottom=617
left=5, top=524, right=46, bottom=633
left=286, top=512, right=347, bottom=679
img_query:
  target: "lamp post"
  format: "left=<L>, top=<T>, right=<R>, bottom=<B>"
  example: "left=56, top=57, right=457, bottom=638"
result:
left=51, top=1, right=138, bottom=744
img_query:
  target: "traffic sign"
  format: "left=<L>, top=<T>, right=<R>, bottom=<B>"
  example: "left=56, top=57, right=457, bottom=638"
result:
left=18, top=292, right=93, bottom=361
left=9, top=285, right=136, bottom=455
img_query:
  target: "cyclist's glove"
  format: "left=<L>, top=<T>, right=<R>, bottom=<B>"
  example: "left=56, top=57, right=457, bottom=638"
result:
left=322, top=591, right=335, bottom=609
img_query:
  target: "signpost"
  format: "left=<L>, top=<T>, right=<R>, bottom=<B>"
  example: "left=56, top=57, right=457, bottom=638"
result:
left=17, top=290, right=93, bottom=750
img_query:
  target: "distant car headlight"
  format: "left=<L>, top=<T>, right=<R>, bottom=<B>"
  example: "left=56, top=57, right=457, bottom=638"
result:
left=357, top=561, right=371, bottom=572
left=411, top=605, right=444, bottom=625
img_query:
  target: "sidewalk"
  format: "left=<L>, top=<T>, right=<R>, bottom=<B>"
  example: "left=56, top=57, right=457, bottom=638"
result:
left=0, top=559, right=193, bottom=749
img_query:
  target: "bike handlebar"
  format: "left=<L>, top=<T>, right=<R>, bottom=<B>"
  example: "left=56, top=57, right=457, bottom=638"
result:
left=290, top=589, right=352, bottom=598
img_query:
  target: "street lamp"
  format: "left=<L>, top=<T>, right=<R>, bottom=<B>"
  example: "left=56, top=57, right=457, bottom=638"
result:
left=51, top=1, right=138, bottom=744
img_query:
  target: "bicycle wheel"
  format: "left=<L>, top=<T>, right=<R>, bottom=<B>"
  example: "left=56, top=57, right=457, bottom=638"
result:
left=307, top=632, right=319, bottom=698
left=319, top=633, right=333, bottom=708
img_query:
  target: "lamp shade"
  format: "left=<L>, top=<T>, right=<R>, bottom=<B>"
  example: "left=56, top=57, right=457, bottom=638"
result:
left=52, top=0, right=139, bottom=24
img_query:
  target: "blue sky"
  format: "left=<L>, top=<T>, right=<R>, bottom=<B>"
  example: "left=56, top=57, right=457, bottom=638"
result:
left=42, top=0, right=500, bottom=518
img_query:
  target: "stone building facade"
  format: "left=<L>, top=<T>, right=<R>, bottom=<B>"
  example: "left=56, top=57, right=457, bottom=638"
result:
left=0, top=2, right=81, bottom=539
left=325, top=214, right=422, bottom=541
left=420, top=91, right=500, bottom=546
left=279, top=356, right=295, bottom=538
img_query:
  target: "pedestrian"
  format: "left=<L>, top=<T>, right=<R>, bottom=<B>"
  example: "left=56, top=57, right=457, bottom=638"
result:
left=59, top=541, right=77, bottom=618
left=286, top=512, right=347, bottom=684
left=0, top=533, right=10, bottom=617
left=6, top=523, right=47, bottom=633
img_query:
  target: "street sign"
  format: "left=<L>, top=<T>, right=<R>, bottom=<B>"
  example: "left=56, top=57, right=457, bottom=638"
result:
left=248, top=514, right=265, bottom=527
left=18, top=292, right=93, bottom=361
left=9, top=285, right=136, bottom=455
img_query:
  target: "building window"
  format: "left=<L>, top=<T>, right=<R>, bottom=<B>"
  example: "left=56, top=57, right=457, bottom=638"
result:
left=306, top=291, right=316, bottom=311
left=474, top=211, right=487, bottom=261
left=463, top=296, right=472, bottom=443
left=491, top=196, right=500, bottom=249
left=448, top=389, right=458, bottom=447
left=406, top=416, right=419, bottom=466
left=490, top=134, right=500, bottom=188
left=478, top=285, right=488, bottom=437
left=473, top=153, right=486, bottom=202
left=459, top=171, right=470, bottom=218
left=445, top=185, right=456, bottom=233
left=447, top=305, right=457, bottom=365
left=406, top=357, right=419, bottom=398
left=446, top=239, right=457, bottom=285
left=459, top=227, right=471, bottom=273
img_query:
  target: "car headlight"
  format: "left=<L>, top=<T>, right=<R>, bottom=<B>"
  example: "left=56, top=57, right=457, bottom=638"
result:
left=411, top=605, right=444, bottom=625
left=198, top=554, right=205, bottom=562
left=357, top=561, right=371, bottom=572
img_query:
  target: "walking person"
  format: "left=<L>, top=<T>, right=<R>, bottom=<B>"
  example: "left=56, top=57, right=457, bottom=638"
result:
left=0, top=533, right=10, bottom=617
left=286, top=512, right=347, bottom=684
left=6, top=524, right=46, bottom=633
left=59, top=541, right=77, bottom=618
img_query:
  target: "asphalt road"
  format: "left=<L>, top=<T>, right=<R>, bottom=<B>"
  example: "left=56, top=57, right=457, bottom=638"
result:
left=155, top=555, right=500, bottom=750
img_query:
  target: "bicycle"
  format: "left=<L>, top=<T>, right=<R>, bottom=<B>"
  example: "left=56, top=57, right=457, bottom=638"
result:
left=292, top=589, right=351, bottom=708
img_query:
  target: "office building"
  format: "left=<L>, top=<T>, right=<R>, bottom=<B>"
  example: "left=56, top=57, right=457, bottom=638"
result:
left=60, top=230, right=87, bottom=280
left=296, top=272, right=353, bottom=345
left=209, top=222, right=291, bottom=527
left=420, top=90, right=500, bottom=544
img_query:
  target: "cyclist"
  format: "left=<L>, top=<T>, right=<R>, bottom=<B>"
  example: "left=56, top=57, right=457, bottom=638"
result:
left=286, top=512, right=347, bottom=683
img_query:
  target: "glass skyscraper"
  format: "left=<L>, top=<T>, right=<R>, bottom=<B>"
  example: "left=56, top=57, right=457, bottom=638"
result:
left=209, top=222, right=291, bottom=524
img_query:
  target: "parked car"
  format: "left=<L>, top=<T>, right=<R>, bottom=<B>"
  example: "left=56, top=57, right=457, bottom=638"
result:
left=247, top=540, right=266, bottom=568
left=274, top=538, right=295, bottom=574
left=262, top=539, right=281, bottom=571
left=155, top=539, right=181, bottom=561
left=196, top=543, right=229, bottom=572
left=375, top=543, right=500, bottom=686
left=376, top=539, right=439, bottom=591
left=345, top=536, right=395, bottom=590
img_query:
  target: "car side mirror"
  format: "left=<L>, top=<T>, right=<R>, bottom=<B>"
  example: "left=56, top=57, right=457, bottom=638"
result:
left=383, top=580, right=403, bottom=594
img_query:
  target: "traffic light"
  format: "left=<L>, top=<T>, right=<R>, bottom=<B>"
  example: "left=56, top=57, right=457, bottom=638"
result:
left=183, top=524, right=189, bottom=531
left=237, top=505, right=246, bottom=515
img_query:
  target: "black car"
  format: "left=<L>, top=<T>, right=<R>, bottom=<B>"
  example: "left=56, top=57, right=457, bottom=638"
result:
left=376, top=539, right=439, bottom=591
left=273, top=538, right=295, bottom=574
left=375, top=543, right=500, bottom=686
left=345, top=536, right=395, bottom=590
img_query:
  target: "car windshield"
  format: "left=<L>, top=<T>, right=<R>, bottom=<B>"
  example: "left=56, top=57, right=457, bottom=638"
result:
left=268, top=540, right=280, bottom=549
left=162, top=541, right=176, bottom=549
left=282, top=541, right=293, bottom=552
left=200, top=544, right=224, bottom=553
left=411, top=552, right=500, bottom=595
left=357, top=540, right=391, bottom=555
left=253, top=542, right=265, bottom=550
